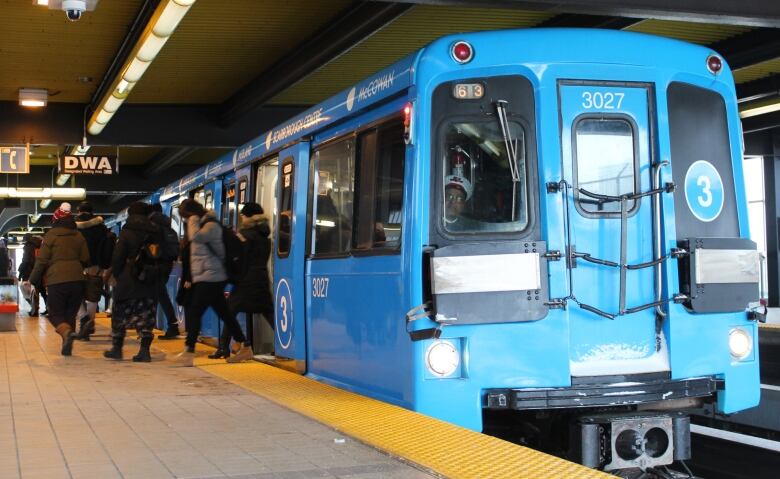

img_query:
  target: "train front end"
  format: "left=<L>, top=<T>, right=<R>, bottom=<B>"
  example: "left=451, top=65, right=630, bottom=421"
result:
left=408, top=29, right=762, bottom=472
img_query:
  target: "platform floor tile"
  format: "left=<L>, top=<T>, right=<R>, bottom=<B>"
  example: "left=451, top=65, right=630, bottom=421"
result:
left=0, top=315, right=433, bottom=479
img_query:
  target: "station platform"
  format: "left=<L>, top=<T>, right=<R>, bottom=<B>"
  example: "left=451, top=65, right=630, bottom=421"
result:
left=0, top=313, right=607, bottom=479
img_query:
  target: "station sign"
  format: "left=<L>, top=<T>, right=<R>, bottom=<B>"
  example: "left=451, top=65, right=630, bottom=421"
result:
left=59, top=155, right=118, bottom=175
left=0, top=146, right=30, bottom=174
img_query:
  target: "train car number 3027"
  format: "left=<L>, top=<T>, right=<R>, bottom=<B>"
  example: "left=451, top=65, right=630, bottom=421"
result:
left=312, top=277, right=330, bottom=298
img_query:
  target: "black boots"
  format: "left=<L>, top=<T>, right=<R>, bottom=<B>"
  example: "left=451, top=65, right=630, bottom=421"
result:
left=103, top=330, right=125, bottom=360
left=208, top=331, right=231, bottom=359
left=158, top=325, right=180, bottom=340
left=55, top=323, right=75, bottom=356
left=75, top=316, right=95, bottom=341
left=133, top=333, right=153, bottom=363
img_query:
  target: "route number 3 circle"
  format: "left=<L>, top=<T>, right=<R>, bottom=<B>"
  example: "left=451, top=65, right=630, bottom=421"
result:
left=684, top=160, right=724, bottom=223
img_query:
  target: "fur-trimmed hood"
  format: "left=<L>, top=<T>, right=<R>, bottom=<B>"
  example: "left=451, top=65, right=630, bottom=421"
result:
left=75, top=214, right=104, bottom=229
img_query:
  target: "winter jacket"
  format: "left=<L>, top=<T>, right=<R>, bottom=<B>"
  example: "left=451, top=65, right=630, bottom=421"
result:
left=149, top=211, right=176, bottom=275
left=111, top=214, right=161, bottom=301
left=186, top=210, right=226, bottom=283
left=29, top=217, right=89, bottom=287
left=17, top=236, right=42, bottom=281
left=75, top=212, right=110, bottom=268
left=228, top=214, right=273, bottom=313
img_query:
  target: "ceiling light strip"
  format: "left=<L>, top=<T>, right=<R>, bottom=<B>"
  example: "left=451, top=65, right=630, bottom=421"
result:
left=87, top=0, right=197, bottom=135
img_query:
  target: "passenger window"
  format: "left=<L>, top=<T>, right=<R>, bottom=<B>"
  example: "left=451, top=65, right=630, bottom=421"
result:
left=277, top=159, right=294, bottom=257
left=312, top=139, right=354, bottom=256
left=355, top=120, right=405, bottom=250
left=574, top=117, right=637, bottom=214
left=170, top=203, right=182, bottom=236
left=223, top=181, right=236, bottom=228
left=441, top=120, right=528, bottom=233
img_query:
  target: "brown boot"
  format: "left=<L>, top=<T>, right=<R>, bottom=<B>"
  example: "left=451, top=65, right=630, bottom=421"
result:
left=55, top=323, right=75, bottom=356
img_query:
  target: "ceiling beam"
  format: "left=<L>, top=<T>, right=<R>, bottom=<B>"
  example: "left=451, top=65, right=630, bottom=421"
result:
left=536, top=13, right=643, bottom=29
left=372, top=0, right=780, bottom=27
left=0, top=102, right=306, bottom=147
left=219, top=1, right=413, bottom=127
left=144, top=147, right=198, bottom=177
left=736, top=74, right=780, bottom=103
left=708, top=28, right=780, bottom=71
left=742, top=110, right=780, bottom=134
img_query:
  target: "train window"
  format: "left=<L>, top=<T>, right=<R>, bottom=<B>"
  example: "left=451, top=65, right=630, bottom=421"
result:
left=354, top=120, right=405, bottom=250
left=238, top=177, right=248, bottom=203
left=222, top=181, right=236, bottom=228
left=441, top=120, right=528, bottom=233
left=574, top=117, right=637, bottom=214
left=192, top=187, right=206, bottom=206
left=277, top=159, right=294, bottom=257
left=312, top=139, right=354, bottom=256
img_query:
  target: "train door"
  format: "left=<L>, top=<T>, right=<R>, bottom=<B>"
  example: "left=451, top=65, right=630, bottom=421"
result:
left=253, top=159, right=278, bottom=354
left=558, top=82, right=668, bottom=376
left=273, top=144, right=309, bottom=372
left=189, top=181, right=222, bottom=339
left=221, top=176, right=237, bottom=229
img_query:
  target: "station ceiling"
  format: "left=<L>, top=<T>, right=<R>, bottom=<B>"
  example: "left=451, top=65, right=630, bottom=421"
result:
left=0, top=0, right=779, bottom=215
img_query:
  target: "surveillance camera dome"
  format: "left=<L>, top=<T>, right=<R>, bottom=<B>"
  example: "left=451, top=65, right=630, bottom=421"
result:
left=62, top=0, right=86, bottom=22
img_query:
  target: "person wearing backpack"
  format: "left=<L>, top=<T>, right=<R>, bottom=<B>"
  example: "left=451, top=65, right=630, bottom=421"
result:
left=29, top=203, right=90, bottom=356
left=103, top=202, right=161, bottom=362
left=172, top=199, right=252, bottom=366
left=149, top=203, right=180, bottom=339
left=210, top=203, right=274, bottom=359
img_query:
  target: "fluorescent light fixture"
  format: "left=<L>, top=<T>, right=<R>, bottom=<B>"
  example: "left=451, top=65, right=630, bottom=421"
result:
left=87, top=0, right=196, bottom=135
left=68, top=145, right=90, bottom=155
left=740, top=97, right=780, bottom=119
left=35, top=0, right=49, bottom=6
left=39, top=199, right=51, bottom=209
left=19, top=88, right=48, bottom=108
left=0, top=187, right=86, bottom=200
left=55, top=173, right=71, bottom=186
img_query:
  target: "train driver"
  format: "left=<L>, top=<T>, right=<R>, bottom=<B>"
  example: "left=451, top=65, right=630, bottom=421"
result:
left=443, top=175, right=479, bottom=232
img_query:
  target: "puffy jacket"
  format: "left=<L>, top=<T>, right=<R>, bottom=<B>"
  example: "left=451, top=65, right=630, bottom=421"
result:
left=111, top=214, right=160, bottom=301
left=75, top=212, right=109, bottom=268
left=228, top=214, right=273, bottom=313
left=29, top=217, right=89, bottom=287
left=187, top=210, right=226, bottom=283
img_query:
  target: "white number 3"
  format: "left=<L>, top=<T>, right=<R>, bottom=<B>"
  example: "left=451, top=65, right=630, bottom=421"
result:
left=696, top=175, right=713, bottom=208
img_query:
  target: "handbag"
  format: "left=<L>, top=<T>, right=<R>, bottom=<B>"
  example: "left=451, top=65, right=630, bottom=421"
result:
left=20, top=281, right=32, bottom=302
left=175, top=281, right=191, bottom=306
left=85, top=274, right=104, bottom=302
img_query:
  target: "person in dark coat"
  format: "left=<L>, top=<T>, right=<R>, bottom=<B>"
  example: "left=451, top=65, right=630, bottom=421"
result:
left=103, top=202, right=160, bottom=362
left=149, top=203, right=180, bottom=339
left=210, top=202, right=274, bottom=359
left=18, top=233, right=45, bottom=315
left=74, top=200, right=110, bottom=340
left=29, top=203, right=90, bottom=356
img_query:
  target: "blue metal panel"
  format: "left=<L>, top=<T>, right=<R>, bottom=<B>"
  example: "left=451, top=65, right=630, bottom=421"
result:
left=273, top=143, right=310, bottom=371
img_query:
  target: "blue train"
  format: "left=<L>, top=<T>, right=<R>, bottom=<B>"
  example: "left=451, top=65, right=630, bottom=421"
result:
left=118, top=28, right=763, bottom=473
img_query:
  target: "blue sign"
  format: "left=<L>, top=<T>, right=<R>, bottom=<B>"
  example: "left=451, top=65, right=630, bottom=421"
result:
left=0, top=146, right=29, bottom=174
left=275, top=278, right=294, bottom=350
left=684, top=160, right=724, bottom=222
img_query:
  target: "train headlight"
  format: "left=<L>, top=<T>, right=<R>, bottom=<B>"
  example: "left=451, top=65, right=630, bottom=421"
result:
left=426, top=340, right=460, bottom=377
left=728, top=328, right=752, bottom=360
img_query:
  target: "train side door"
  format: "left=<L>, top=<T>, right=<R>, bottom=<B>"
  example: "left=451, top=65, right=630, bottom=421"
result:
left=273, top=143, right=309, bottom=373
left=253, top=159, right=278, bottom=354
left=558, top=82, right=667, bottom=376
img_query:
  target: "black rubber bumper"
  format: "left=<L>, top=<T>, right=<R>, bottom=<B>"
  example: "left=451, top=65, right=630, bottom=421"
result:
left=485, top=373, right=717, bottom=410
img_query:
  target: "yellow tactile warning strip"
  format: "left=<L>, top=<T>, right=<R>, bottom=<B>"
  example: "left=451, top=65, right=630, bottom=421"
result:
left=95, top=315, right=609, bottom=478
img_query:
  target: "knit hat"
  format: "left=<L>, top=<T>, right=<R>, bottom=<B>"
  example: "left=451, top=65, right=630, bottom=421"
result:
left=52, top=202, right=72, bottom=222
left=445, top=175, right=473, bottom=200
left=240, top=202, right=263, bottom=217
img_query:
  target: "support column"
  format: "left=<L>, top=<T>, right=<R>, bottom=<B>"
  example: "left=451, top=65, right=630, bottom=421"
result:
left=763, top=131, right=780, bottom=306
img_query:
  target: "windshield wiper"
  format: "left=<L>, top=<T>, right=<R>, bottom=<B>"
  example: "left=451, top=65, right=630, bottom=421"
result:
left=495, top=99, right=521, bottom=220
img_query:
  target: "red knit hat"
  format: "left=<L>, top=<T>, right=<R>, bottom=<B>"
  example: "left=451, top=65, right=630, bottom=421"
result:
left=52, top=202, right=72, bottom=222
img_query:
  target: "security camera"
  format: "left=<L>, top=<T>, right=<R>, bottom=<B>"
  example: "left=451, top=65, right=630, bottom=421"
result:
left=62, top=0, right=86, bottom=21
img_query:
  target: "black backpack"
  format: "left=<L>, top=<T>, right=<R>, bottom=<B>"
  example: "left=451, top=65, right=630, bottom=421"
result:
left=203, top=219, right=247, bottom=284
left=160, top=224, right=180, bottom=261
left=131, top=233, right=165, bottom=284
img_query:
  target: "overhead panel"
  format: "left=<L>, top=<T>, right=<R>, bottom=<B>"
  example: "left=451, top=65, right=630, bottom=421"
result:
left=268, top=5, right=555, bottom=105
left=128, top=0, right=352, bottom=104
left=625, top=19, right=751, bottom=45
left=0, top=1, right=145, bottom=103
left=733, top=58, right=780, bottom=84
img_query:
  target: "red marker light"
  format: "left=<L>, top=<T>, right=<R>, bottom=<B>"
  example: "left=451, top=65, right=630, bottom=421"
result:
left=451, top=41, right=474, bottom=64
left=706, top=54, right=723, bottom=75
left=403, top=103, right=413, bottom=127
